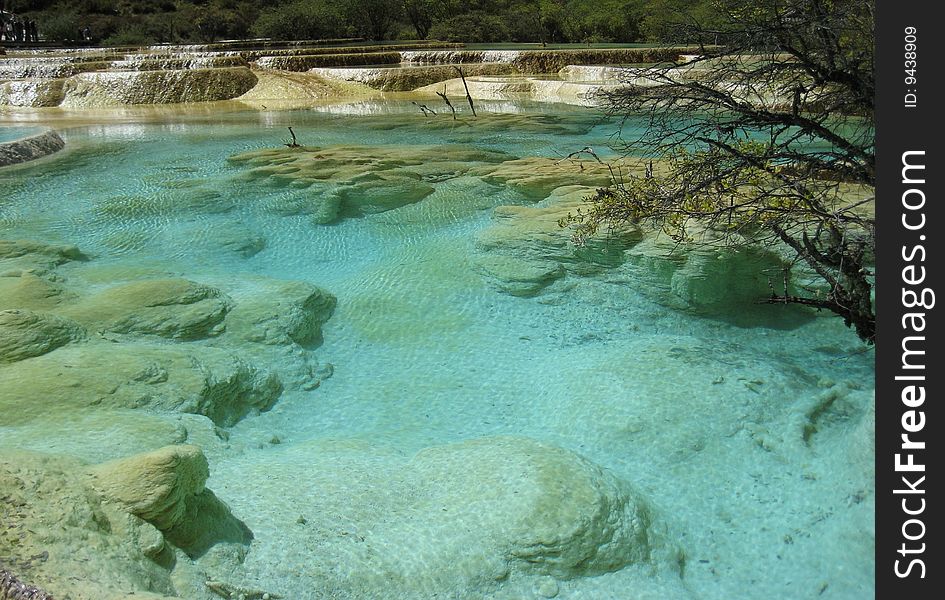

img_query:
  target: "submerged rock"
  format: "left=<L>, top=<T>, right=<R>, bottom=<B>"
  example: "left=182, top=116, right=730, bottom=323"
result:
left=0, top=341, right=282, bottom=427
left=231, top=435, right=672, bottom=598
left=472, top=156, right=618, bottom=200
left=0, top=309, right=85, bottom=363
left=475, top=186, right=639, bottom=296
left=229, top=144, right=511, bottom=221
left=61, top=278, right=231, bottom=340
left=0, top=130, right=66, bottom=167
left=405, top=436, right=657, bottom=578
left=224, top=278, right=336, bottom=347
left=0, top=271, right=74, bottom=311
left=0, top=239, right=86, bottom=272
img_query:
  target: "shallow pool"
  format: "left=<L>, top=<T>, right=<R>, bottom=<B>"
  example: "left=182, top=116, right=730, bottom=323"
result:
left=0, top=102, right=874, bottom=600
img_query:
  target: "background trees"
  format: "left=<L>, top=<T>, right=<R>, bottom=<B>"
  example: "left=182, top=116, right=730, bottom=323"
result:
left=564, top=0, right=876, bottom=341
left=11, top=0, right=683, bottom=44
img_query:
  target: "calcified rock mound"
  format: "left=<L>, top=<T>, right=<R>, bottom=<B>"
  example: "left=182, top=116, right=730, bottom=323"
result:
left=231, top=435, right=673, bottom=598
left=107, top=55, right=248, bottom=72
left=231, top=42, right=457, bottom=62
left=0, top=129, right=65, bottom=166
left=60, top=278, right=231, bottom=341
left=235, top=70, right=377, bottom=108
left=228, top=144, right=511, bottom=222
left=224, top=278, right=336, bottom=347
left=0, top=272, right=73, bottom=311
left=90, top=445, right=252, bottom=558
left=311, top=62, right=514, bottom=91
left=0, top=309, right=85, bottom=363
left=473, top=177, right=786, bottom=309
left=59, top=67, right=258, bottom=107
left=0, top=238, right=345, bottom=431
left=626, top=233, right=787, bottom=313
left=0, top=450, right=179, bottom=600
left=0, top=446, right=248, bottom=600
left=254, top=51, right=402, bottom=72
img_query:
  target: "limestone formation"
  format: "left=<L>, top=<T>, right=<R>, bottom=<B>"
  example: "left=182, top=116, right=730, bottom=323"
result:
left=310, top=63, right=514, bottom=92
left=61, top=278, right=231, bottom=340
left=475, top=187, right=639, bottom=296
left=0, top=450, right=180, bottom=600
left=405, top=436, right=656, bottom=578
left=0, top=272, right=73, bottom=311
left=472, top=156, right=620, bottom=200
left=0, top=80, right=66, bottom=108
left=224, top=278, right=336, bottom=347
left=90, top=445, right=252, bottom=558
left=59, top=67, right=258, bottom=107
left=0, top=309, right=85, bottom=363
left=0, top=342, right=282, bottom=427
left=0, top=130, right=65, bottom=166
left=228, top=144, right=510, bottom=221
left=231, top=435, right=670, bottom=599
left=0, top=239, right=86, bottom=273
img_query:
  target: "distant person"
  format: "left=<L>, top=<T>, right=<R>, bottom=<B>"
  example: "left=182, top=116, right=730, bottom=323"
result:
left=13, top=17, right=22, bottom=42
left=28, top=19, right=37, bottom=43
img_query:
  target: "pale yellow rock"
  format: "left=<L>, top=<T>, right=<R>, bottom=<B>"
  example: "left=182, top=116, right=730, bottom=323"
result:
left=90, top=444, right=253, bottom=558
left=0, top=308, right=85, bottom=363
left=471, top=156, right=625, bottom=200
left=0, top=78, right=66, bottom=107
left=61, top=278, right=231, bottom=340
left=90, top=444, right=209, bottom=531
left=474, top=187, right=639, bottom=296
left=0, top=450, right=180, bottom=600
left=235, top=70, right=378, bottom=109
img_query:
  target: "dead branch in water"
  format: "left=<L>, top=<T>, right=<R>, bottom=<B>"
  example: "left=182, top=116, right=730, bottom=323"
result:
left=411, top=101, right=437, bottom=117
left=284, top=127, right=301, bottom=148
left=436, top=88, right=457, bottom=120
left=453, top=67, right=477, bottom=117
left=556, top=147, right=604, bottom=165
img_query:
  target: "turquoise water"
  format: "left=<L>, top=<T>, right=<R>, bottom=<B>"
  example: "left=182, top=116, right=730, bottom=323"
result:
left=0, top=125, right=43, bottom=143
left=0, top=103, right=874, bottom=599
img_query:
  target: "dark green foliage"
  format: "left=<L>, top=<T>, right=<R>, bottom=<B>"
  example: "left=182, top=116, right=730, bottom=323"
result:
left=15, top=0, right=662, bottom=44
left=428, top=11, right=510, bottom=43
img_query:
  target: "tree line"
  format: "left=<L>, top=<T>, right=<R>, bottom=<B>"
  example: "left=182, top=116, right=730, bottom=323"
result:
left=12, top=0, right=719, bottom=46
